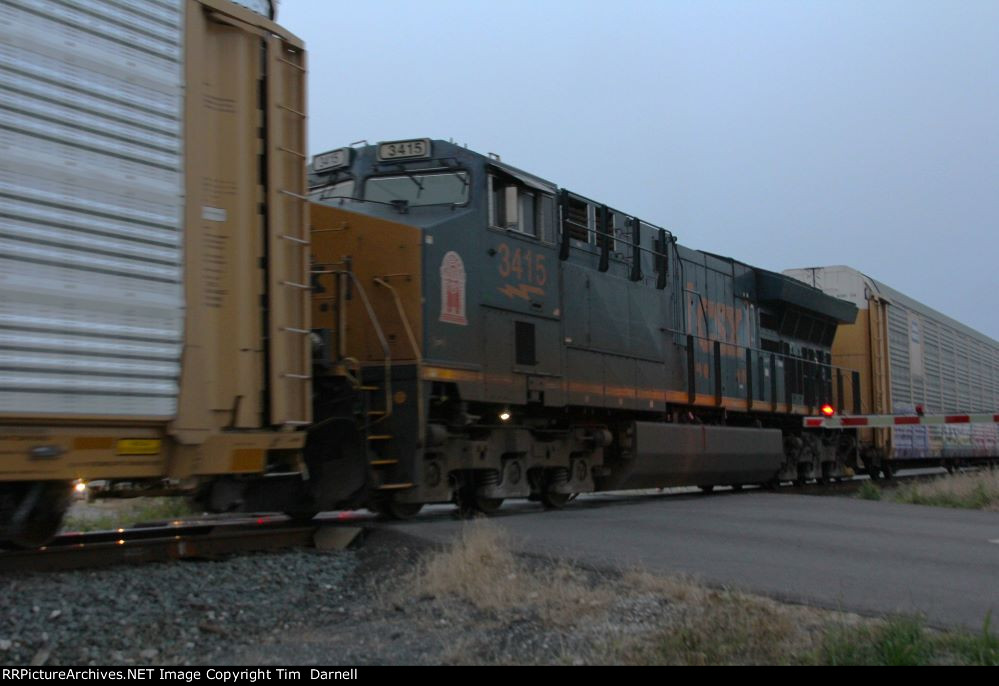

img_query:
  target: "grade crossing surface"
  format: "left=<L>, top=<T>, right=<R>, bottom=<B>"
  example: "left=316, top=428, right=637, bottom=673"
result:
left=389, top=492, right=999, bottom=632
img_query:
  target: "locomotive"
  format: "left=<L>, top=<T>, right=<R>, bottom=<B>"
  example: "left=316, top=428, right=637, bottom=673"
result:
left=201, top=138, right=862, bottom=519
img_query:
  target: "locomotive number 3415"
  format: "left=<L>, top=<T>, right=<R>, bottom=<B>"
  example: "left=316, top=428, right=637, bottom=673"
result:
left=497, top=243, right=547, bottom=286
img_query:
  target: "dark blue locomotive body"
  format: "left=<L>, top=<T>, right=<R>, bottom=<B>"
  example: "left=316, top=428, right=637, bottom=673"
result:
left=300, top=139, right=858, bottom=516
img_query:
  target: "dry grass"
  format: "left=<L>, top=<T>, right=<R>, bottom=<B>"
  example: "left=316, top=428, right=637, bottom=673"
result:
left=408, top=521, right=614, bottom=627
left=890, top=469, right=999, bottom=511
left=605, top=570, right=845, bottom=665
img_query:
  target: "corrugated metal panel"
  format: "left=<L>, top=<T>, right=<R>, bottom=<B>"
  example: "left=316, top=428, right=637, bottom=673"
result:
left=0, top=0, right=184, bottom=417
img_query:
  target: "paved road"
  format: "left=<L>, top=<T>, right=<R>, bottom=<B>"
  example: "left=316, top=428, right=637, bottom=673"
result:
left=387, top=491, right=999, bottom=632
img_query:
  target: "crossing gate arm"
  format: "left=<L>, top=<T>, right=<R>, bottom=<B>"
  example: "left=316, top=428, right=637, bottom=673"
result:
left=804, top=413, right=999, bottom=429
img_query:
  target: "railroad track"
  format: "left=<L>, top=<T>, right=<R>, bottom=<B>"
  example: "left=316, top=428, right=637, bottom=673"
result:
left=0, top=469, right=961, bottom=574
left=782, top=468, right=958, bottom=496
left=0, top=515, right=363, bottom=574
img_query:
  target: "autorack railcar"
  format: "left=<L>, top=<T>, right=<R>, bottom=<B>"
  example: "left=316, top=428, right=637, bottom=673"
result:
left=786, top=266, right=999, bottom=474
left=0, top=0, right=307, bottom=546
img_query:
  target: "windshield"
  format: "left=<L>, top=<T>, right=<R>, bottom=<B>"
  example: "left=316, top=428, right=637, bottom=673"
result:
left=310, top=179, right=355, bottom=203
left=365, top=172, right=469, bottom=207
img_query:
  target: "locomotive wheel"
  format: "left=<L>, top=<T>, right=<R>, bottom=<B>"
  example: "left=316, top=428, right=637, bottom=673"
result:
left=473, top=497, right=504, bottom=515
left=386, top=501, right=423, bottom=520
left=453, top=486, right=480, bottom=518
left=454, top=485, right=503, bottom=517
left=286, top=510, right=319, bottom=523
left=541, top=491, right=572, bottom=510
left=367, top=498, right=423, bottom=520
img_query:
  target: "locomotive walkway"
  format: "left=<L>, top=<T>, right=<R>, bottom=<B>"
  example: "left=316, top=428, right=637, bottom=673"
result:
left=389, top=491, right=999, bottom=633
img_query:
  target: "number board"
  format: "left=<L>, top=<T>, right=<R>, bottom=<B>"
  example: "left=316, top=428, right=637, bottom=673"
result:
left=313, top=148, right=351, bottom=173
left=377, top=138, right=431, bottom=161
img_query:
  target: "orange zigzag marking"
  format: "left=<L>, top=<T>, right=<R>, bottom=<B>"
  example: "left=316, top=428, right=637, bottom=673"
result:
left=498, top=283, right=545, bottom=300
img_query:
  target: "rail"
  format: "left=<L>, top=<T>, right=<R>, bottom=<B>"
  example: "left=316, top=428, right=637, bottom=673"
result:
left=0, top=517, right=358, bottom=573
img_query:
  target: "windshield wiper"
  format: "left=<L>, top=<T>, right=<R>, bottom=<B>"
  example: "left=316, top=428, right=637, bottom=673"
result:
left=403, top=172, right=425, bottom=197
left=321, top=195, right=413, bottom=214
left=317, top=194, right=462, bottom=214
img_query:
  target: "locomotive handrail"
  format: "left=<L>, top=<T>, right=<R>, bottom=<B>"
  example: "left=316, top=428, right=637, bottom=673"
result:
left=374, top=277, right=425, bottom=446
left=313, top=268, right=393, bottom=424
left=682, top=288, right=713, bottom=335
left=563, top=221, right=673, bottom=262
left=373, top=278, right=422, bottom=360
left=660, top=326, right=857, bottom=371
left=657, top=327, right=862, bottom=414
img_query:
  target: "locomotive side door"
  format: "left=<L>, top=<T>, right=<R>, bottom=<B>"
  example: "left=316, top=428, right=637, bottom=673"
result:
left=482, top=310, right=562, bottom=407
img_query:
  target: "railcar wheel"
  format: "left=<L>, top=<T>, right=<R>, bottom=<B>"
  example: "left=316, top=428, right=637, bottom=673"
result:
left=2, top=481, right=72, bottom=549
left=731, top=484, right=744, bottom=492
left=698, top=485, right=715, bottom=494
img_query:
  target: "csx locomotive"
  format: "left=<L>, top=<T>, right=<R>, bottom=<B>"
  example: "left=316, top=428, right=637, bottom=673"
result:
left=200, top=138, right=861, bottom=519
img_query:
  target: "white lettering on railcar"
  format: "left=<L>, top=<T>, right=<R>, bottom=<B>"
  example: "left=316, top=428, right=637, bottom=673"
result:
left=202, top=206, right=227, bottom=222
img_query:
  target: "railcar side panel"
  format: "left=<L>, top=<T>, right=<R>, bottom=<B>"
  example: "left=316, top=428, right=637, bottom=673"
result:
left=0, top=0, right=186, bottom=418
left=785, top=266, right=999, bottom=461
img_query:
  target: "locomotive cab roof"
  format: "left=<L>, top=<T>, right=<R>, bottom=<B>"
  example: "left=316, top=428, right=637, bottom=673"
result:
left=308, top=138, right=557, bottom=230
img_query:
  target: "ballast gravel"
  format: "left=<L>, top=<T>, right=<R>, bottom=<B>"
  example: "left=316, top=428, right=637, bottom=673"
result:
left=0, top=549, right=359, bottom=666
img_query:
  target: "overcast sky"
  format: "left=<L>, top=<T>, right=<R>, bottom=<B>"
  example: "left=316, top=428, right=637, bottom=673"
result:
left=279, top=0, right=999, bottom=340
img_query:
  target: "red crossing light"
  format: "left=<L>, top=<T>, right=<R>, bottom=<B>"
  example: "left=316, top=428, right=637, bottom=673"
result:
left=820, top=404, right=836, bottom=417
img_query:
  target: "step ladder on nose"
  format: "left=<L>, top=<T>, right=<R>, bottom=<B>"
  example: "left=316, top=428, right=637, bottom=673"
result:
left=359, top=382, right=413, bottom=492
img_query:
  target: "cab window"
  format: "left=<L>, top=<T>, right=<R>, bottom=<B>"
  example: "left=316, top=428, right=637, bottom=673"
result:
left=490, top=174, right=554, bottom=242
left=365, top=172, right=469, bottom=207
left=310, top=179, right=355, bottom=203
